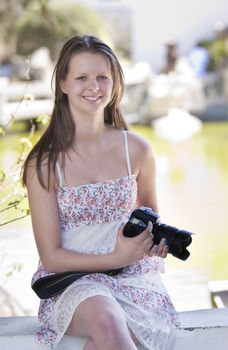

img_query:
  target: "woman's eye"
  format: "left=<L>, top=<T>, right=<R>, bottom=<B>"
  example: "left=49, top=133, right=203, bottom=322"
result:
left=77, top=76, right=86, bottom=80
left=98, top=76, right=108, bottom=81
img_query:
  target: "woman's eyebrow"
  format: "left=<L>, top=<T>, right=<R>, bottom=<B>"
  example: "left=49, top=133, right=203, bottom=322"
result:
left=75, top=71, right=110, bottom=75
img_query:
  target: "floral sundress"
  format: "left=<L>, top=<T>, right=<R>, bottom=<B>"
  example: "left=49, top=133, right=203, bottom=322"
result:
left=31, top=131, right=179, bottom=350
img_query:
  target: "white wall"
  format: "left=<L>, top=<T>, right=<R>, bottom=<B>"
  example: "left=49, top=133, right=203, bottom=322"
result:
left=129, top=0, right=228, bottom=71
left=62, top=0, right=228, bottom=72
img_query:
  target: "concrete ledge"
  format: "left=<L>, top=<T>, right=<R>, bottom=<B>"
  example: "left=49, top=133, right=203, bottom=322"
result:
left=174, top=308, right=228, bottom=350
left=0, top=316, right=85, bottom=350
left=0, top=308, right=228, bottom=350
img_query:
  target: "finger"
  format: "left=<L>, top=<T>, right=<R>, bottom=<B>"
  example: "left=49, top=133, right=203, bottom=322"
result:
left=149, top=244, right=159, bottom=256
left=147, top=221, right=153, bottom=233
left=118, top=223, right=125, bottom=235
left=149, top=236, right=170, bottom=257
left=160, top=245, right=169, bottom=258
left=143, top=243, right=153, bottom=258
left=146, top=240, right=154, bottom=255
left=157, top=238, right=167, bottom=255
left=143, top=242, right=153, bottom=258
left=133, top=230, right=150, bottom=243
left=139, top=221, right=153, bottom=240
left=144, top=236, right=154, bottom=246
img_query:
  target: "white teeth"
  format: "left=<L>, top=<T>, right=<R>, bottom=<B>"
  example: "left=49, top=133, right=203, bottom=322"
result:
left=84, top=96, right=100, bottom=101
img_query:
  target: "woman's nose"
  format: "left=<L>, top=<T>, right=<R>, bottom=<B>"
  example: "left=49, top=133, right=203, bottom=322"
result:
left=87, top=79, right=100, bottom=91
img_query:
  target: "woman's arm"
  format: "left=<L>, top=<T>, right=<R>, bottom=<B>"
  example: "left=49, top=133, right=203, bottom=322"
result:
left=128, top=131, right=158, bottom=211
left=128, top=132, right=168, bottom=258
left=136, top=143, right=158, bottom=211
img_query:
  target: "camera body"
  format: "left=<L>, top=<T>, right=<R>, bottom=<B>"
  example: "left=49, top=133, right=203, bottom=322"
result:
left=123, top=206, right=192, bottom=260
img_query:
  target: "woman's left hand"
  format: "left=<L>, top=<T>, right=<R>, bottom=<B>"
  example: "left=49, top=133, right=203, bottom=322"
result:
left=149, top=238, right=169, bottom=258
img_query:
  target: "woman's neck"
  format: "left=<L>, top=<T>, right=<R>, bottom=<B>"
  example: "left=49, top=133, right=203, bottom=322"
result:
left=72, top=108, right=107, bottom=136
left=76, top=120, right=106, bottom=140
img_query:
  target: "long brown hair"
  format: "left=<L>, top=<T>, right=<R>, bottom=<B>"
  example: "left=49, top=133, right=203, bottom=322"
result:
left=23, top=35, right=128, bottom=190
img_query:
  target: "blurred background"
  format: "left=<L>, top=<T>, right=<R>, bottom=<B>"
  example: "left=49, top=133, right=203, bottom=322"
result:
left=0, top=0, right=227, bottom=317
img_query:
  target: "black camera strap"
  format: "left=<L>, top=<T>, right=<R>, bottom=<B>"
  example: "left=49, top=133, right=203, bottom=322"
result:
left=32, top=268, right=123, bottom=299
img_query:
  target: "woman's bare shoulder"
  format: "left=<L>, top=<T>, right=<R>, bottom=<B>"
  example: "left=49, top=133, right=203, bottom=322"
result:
left=126, top=129, right=153, bottom=156
left=25, top=152, right=55, bottom=190
left=25, top=152, right=47, bottom=176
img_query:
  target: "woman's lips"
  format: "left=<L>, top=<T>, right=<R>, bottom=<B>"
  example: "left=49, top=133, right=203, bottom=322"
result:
left=83, top=96, right=102, bottom=102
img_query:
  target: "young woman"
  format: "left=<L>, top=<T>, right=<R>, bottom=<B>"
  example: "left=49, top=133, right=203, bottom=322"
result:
left=23, top=35, right=179, bottom=350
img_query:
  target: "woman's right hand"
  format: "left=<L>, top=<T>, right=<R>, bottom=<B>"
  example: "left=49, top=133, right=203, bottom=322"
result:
left=111, top=222, right=154, bottom=268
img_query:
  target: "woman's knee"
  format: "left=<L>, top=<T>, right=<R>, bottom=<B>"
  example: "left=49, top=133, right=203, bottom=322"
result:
left=67, top=296, right=122, bottom=337
left=92, top=306, right=130, bottom=347
left=94, top=306, right=123, bottom=332
left=68, top=296, right=136, bottom=349
left=83, top=338, right=97, bottom=350
left=68, top=295, right=129, bottom=343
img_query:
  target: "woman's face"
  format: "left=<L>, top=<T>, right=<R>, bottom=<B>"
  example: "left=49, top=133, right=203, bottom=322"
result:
left=60, top=52, right=114, bottom=117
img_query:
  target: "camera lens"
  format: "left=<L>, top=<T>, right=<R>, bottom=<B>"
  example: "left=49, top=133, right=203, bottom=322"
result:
left=152, top=224, right=192, bottom=260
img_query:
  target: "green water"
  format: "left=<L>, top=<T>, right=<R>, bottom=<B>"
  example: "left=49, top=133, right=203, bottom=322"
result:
left=0, top=122, right=228, bottom=280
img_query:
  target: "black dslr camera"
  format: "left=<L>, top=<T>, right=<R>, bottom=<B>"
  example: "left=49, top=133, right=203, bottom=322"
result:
left=123, top=206, right=193, bottom=261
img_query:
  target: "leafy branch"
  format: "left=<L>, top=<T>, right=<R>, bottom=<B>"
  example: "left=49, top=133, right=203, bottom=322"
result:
left=0, top=57, right=50, bottom=227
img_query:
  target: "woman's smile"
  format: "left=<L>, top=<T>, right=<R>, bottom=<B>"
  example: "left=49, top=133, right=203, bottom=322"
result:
left=83, top=95, right=102, bottom=102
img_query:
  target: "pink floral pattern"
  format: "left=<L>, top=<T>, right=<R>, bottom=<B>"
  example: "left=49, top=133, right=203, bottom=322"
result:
left=56, top=175, right=138, bottom=231
left=33, top=175, right=179, bottom=349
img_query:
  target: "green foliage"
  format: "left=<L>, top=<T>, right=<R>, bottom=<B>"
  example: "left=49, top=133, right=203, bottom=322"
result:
left=0, top=115, right=48, bottom=227
left=5, top=262, right=23, bottom=278
left=16, top=2, right=104, bottom=59
left=0, top=0, right=42, bottom=55
left=36, top=114, right=50, bottom=125
left=200, top=37, right=228, bottom=71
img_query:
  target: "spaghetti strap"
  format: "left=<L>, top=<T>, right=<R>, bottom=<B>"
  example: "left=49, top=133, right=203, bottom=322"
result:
left=123, top=130, right=132, bottom=176
left=56, top=160, right=65, bottom=187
